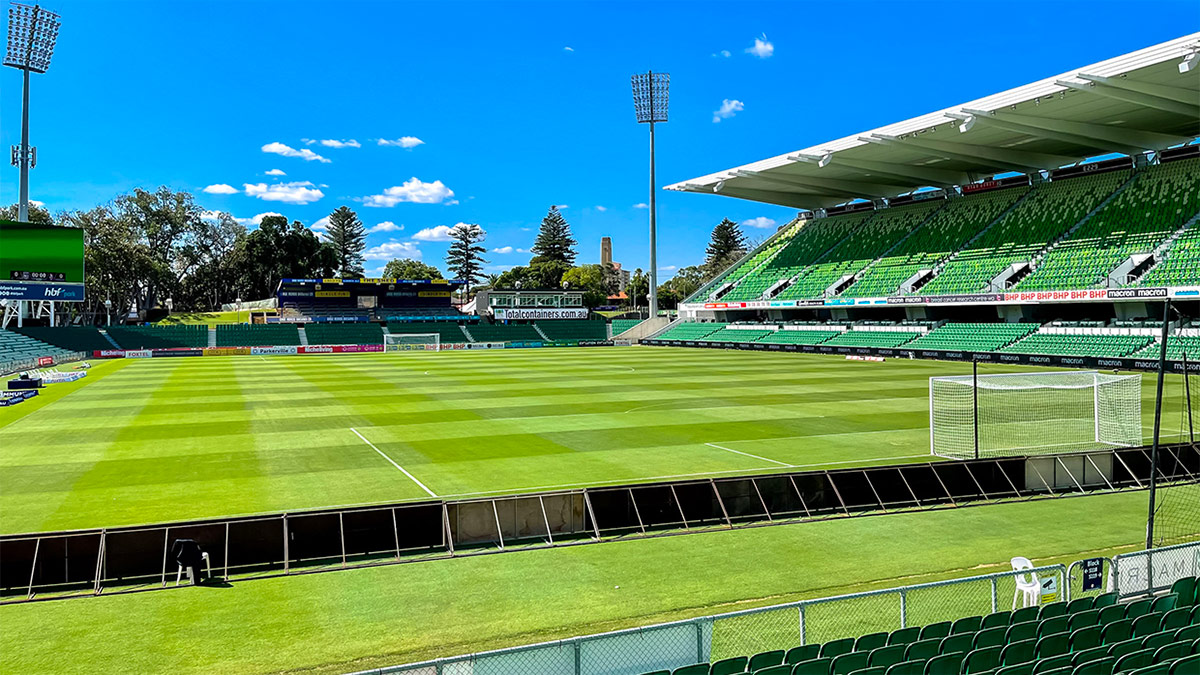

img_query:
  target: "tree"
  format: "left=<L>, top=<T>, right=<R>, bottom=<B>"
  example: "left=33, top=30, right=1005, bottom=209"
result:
left=1, top=202, right=53, bottom=224
left=445, top=223, right=488, bottom=296
left=530, top=205, right=577, bottom=265
left=627, top=268, right=649, bottom=312
left=704, top=218, right=748, bottom=279
left=661, top=265, right=704, bottom=301
left=561, top=264, right=614, bottom=307
left=231, top=215, right=335, bottom=301
left=382, top=258, right=443, bottom=280
left=113, top=187, right=207, bottom=315
left=323, top=206, right=366, bottom=278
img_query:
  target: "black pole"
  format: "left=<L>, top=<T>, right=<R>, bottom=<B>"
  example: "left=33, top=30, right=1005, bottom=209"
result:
left=1146, top=299, right=1172, bottom=550
left=973, top=358, right=980, bottom=461
left=1184, top=350, right=1194, bottom=444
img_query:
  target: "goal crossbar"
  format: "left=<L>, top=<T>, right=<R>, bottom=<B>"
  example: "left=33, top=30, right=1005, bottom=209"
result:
left=384, top=333, right=441, bottom=352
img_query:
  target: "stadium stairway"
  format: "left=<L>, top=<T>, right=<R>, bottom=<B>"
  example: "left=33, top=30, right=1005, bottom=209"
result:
left=459, top=324, right=476, bottom=342
left=297, top=325, right=309, bottom=346
left=207, top=328, right=217, bottom=348
left=533, top=324, right=551, bottom=341
left=637, top=580, right=1200, bottom=675
left=99, top=330, right=120, bottom=349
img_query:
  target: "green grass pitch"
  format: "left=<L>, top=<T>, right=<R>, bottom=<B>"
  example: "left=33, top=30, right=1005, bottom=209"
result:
left=1, top=347, right=1194, bottom=534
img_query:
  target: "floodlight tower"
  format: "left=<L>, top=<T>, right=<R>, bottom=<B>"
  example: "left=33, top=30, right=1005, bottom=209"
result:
left=631, top=71, right=668, bottom=318
left=5, top=2, right=61, bottom=222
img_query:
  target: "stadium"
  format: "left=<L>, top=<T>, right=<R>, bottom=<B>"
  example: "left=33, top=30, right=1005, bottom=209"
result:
left=2, top=9, right=1200, bottom=675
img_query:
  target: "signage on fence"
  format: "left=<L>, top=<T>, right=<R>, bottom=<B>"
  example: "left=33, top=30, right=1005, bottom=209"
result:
left=1040, top=576, right=1059, bottom=603
left=251, top=346, right=298, bottom=356
left=36, top=356, right=54, bottom=366
left=493, top=308, right=588, bottom=320
left=1081, top=558, right=1104, bottom=592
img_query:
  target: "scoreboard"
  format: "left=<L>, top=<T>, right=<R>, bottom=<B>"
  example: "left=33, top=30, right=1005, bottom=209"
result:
left=0, top=219, right=85, bottom=302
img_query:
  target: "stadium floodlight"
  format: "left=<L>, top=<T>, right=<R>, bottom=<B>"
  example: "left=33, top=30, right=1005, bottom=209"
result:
left=631, top=70, right=669, bottom=318
left=1181, top=52, right=1199, bottom=74
left=5, top=2, right=61, bottom=223
left=959, top=114, right=977, bottom=133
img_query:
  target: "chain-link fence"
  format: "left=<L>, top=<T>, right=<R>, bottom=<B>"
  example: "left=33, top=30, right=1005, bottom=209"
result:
left=1113, top=540, right=1200, bottom=598
left=352, top=565, right=1066, bottom=675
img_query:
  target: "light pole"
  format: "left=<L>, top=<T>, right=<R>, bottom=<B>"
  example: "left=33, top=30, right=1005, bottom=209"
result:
left=631, top=71, right=669, bottom=318
left=104, top=298, right=112, bottom=326
left=236, top=297, right=242, bottom=324
left=5, top=3, right=61, bottom=222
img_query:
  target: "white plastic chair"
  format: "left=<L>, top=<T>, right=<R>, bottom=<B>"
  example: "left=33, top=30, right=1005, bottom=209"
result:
left=1011, top=556, right=1041, bottom=609
left=175, top=551, right=211, bottom=586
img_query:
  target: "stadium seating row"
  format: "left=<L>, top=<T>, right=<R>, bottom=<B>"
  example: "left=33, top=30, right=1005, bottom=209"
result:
left=653, top=322, right=1168, bottom=359
left=639, top=577, right=1200, bottom=675
left=0, top=329, right=78, bottom=370
left=107, top=325, right=208, bottom=349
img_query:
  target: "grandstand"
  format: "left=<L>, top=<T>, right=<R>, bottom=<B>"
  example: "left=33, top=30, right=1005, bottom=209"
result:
left=535, top=319, right=608, bottom=342
left=12, top=326, right=111, bottom=353
left=304, top=322, right=384, bottom=346
left=216, top=324, right=301, bottom=347
left=106, top=325, right=208, bottom=349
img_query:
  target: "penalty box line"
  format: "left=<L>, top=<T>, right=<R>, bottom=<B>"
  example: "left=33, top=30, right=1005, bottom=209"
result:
left=350, top=428, right=438, bottom=498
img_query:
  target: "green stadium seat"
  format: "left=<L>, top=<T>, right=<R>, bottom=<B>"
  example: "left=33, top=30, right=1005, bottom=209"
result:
left=868, top=645, right=906, bottom=668
left=1140, top=631, right=1174, bottom=651
left=748, top=651, right=785, bottom=671
left=1152, top=595, right=1179, bottom=614
left=846, top=667, right=884, bottom=675
left=1012, top=607, right=1041, bottom=625
left=940, top=634, right=974, bottom=655
left=1073, top=656, right=1115, bottom=675
left=905, top=639, right=940, bottom=662
left=1174, top=625, right=1200, bottom=642
left=1113, top=647, right=1154, bottom=673
left=823, top=639, right=856, bottom=659
left=1040, top=603, right=1069, bottom=621
left=997, top=663, right=1034, bottom=675
left=640, top=671, right=670, bottom=675
left=1072, top=647, right=1110, bottom=669
left=889, top=628, right=921, bottom=646
left=1162, top=608, right=1192, bottom=633
left=884, top=660, right=925, bottom=675
left=1035, top=668, right=1071, bottom=675
left=1039, top=617, right=1069, bottom=638
left=1094, top=593, right=1119, bottom=609
left=1107, top=638, right=1142, bottom=660
left=1000, top=638, right=1036, bottom=665
left=982, top=612, right=1013, bottom=630
left=974, top=627, right=1008, bottom=649
left=1127, top=663, right=1171, bottom=675
left=1103, top=619, right=1134, bottom=644
left=1170, top=654, right=1200, bottom=673
left=1066, top=598, right=1095, bottom=615
left=535, top=319, right=608, bottom=342
left=1068, top=609, right=1100, bottom=633
left=792, top=657, right=833, bottom=675
left=1008, top=622, right=1039, bottom=644
left=857, top=633, right=889, bottom=652
left=1032, top=654, right=1072, bottom=674
left=755, top=665, right=791, bottom=675
left=787, top=646, right=821, bottom=664
left=673, top=665, right=709, bottom=675
left=832, top=650, right=870, bottom=675
left=924, top=651, right=966, bottom=675
left=920, top=623, right=952, bottom=641
left=1170, top=578, right=1197, bottom=607
left=953, top=617, right=984, bottom=635
left=1098, top=605, right=1127, bottom=626
left=963, top=645, right=1002, bottom=673
left=1133, top=613, right=1164, bottom=637
left=1034, top=632, right=1070, bottom=659
left=1070, top=625, right=1102, bottom=652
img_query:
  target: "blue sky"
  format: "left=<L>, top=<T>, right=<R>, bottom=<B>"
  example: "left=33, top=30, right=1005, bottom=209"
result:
left=2, top=1, right=1197, bottom=279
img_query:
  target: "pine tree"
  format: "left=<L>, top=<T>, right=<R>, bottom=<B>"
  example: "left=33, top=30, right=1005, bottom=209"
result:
left=530, top=205, right=577, bottom=265
left=704, top=218, right=748, bottom=278
left=445, top=223, right=488, bottom=296
left=322, top=206, right=366, bottom=278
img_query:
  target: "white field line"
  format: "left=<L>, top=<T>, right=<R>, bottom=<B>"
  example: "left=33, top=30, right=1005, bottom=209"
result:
left=704, top=442, right=792, bottom=467
left=350, top=427, right=438, bottom=498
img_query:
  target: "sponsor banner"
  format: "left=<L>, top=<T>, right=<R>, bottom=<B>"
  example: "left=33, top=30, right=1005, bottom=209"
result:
left=314, top=290, right=350, bottom=298
left=0, top=389, right=38, bottom=406
left=151, top=349, right=202, bottom=358
left=961, top=174, right=1029, bottom=194
left=337, top=344, right=384, bottom=353
left=613, top=339, right=633, bottom=347
left=125, top=350, right=153, bottom=358
left=1052, top=157, right=1131, bottom=180
left=0, top=280, right=86, bottom=302
left=417, top=290, right=451, bottom=298
left=468, top=341, right=507, bottom=350
left=300, top=345, right=335, bottom=354
left=444, top=342, right=469, bottom=350
left=846, top=355, right=884, bottom=362
left=577, top=340, right=614, bottom=347
left=386, top=344, right=435, bottom=352
left=279, top=290, right=315, bottom=298
left=251, top=346, right=298, bottom=356
left=494, top=308, right=589, bottom=320
left=203, top=347, right=250, bottom=356
left=36, top=356, right=54, bottom=366
left=94, top=350, right=125, bottom=358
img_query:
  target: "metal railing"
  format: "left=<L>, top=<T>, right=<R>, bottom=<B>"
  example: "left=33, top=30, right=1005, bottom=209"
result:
left=350, top=565, right=1067, bottom=675
left=1113, top=540, right=1200, bottom=598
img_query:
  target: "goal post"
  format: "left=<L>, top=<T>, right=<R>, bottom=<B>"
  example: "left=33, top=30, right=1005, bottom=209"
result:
left=384, top=333, right=441, bottom=352
left=930, top=370, right=1142, bottom=459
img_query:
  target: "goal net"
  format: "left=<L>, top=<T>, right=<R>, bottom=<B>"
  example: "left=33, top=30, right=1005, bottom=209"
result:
left=930, top=370, right=1142, bottom=459
left=384, top=333, right=441, bottom=352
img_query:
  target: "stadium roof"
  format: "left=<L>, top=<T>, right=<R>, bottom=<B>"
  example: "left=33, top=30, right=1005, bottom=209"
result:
left=666, top=33, right=1200, bottom=210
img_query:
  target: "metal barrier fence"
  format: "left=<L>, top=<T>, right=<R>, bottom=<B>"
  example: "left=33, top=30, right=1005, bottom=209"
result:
left=0, top=350, right=86, bottom=377
left=351, top=565, right=1068, bottom=675
left=1113, top=540, right=1200, bottom=598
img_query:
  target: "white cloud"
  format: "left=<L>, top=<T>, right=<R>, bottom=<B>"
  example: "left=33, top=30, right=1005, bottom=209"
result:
left=659, top=265, right=678, bottom=271
left=491, top=246, right=514, bottom=254
left=563, top=46, right=574, bottom=52
left=264, top=169, right=286, bottom=176
left=310, top=216, right=330, bottom=231
left=746, top=34, right=774, bottom=59
left=202, top=183, right=239, bottom=195
left=742, top=216, right=777, bottom=229
left=368, top=221, right=402, bottom=233
left=517, top=247, right=530, bottom=253
left=29, top=199, right=44, bottom=207
left=377, top=136, right=425, bottom=149
left=595, top=205, right=607, bottom=212
left=555, top=204, right=569, bottom=210
left=712, top=50, right=731, bottom=58
left=365, top=240, right=423, bottom=261
left=633, top=203, right=649, bottom=209
left=319, top=139, right=361, bottom=148
left=363, top=177, right=455, bottom=206
left=485, top=264, right=517, bottom=273
left=301, top=139, right=316, bottom=145
left=713, top=99, right=744, bottom=123
left=261, top=141, right=331, bottom=163
left=234, top=212, right=283, bottom=227
left=244, top=181, right=324, bottom=205
left=201, top=210, right=222, bottom=221
left=411, top=225, right=456, bottom=242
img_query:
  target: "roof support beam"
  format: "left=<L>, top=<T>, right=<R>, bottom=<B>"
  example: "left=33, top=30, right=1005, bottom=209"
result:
left=832, top=150, right=969, bottom=187
left=1054, top=78, right=1198, bottom=118
left=733, top=170, right=893, bottom=198
left=1075, top=73, right=1200, bottom=107
left=959, top=107, right=1183, bottom=153
left=867, top=134, right=1075, bottom=173
left=713, top=185, right=845, bottom=210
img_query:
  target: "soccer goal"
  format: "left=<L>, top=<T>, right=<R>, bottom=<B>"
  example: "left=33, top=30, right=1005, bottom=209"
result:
left=930, top=370, right=1142, bottom=459
left=384, top=333, right=441, bottom=352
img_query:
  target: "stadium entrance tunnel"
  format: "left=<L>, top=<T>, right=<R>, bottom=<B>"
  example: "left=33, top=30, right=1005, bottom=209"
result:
left=2, top=443, right=1197, bottom=603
